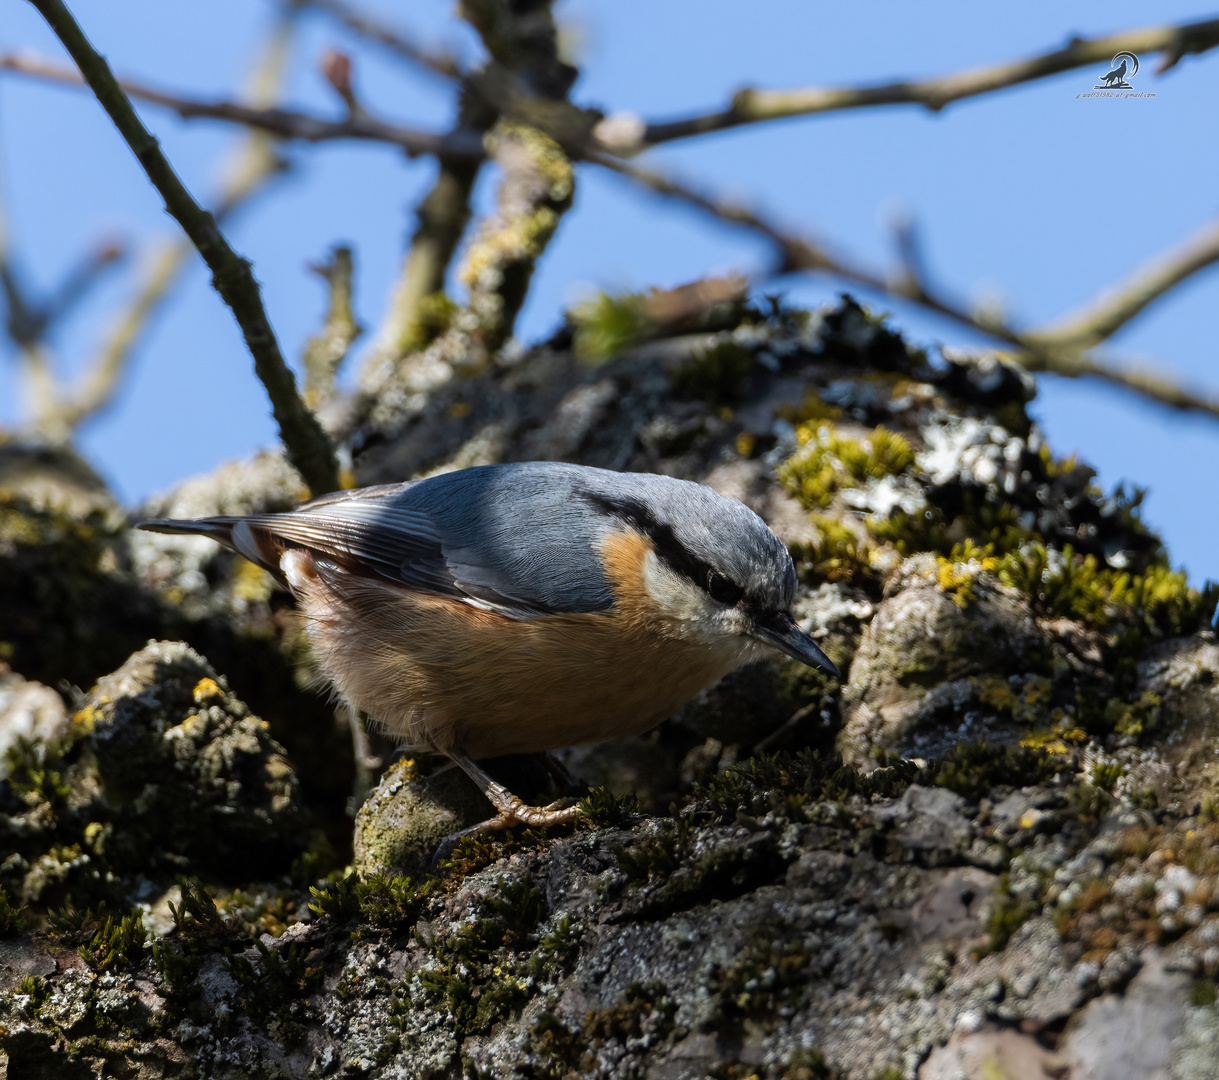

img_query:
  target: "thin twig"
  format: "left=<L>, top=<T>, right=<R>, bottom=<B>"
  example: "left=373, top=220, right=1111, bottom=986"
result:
left=48, top=141, right=289, bottom=436
left=1024, top=219, right=1219, bottom=349
left=49, top=22, right=297, bottom=436
left=0, top=51, right=484, bottom=160
left=7, top=20, right=293, bottom=439
left=632, top=16, right=1219, bottom=151
left=589, top=151, right=1013, bottom=346
left=302, top=245, right=362, bottom=406
left=291, top=0, right=462, bottom=81
left=1009, top=348, right=1219, bottom=420
left=591, top=153, right=1219, bottom=420
left=26, top=0, right=339, bottom=493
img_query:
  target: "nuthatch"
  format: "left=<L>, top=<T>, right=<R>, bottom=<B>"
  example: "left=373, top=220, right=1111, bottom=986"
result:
left=138, top=462, right=840, bottom=836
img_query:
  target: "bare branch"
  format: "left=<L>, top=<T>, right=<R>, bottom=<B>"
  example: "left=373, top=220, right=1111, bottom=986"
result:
left=26, top=0, right=339, bottom=493
left=0, top=51, right=484, bottom=160
left=360, top=0, right=581, bottom=382
left=24, top=20, right=294, bottom=439
left=291, top=0, right=462, bottom=81
left=1025, top=219, right=1219, bottom=350
left=590, top=152, right=1219, bottom=421
left=303, top=245, right=362, bottom=406
left=589, top=150, right=1009, bottom=345
left=627, top=16, right=1219, bottom=151
left=0, top=231, right=124, bottom=347
left=1004, top=348, right=1219, bottom=421
left=365, top=84, right=496, bottom=371
left=41, top=241, right=127, bottom=330
left=47, top=142, right=289, bottom=436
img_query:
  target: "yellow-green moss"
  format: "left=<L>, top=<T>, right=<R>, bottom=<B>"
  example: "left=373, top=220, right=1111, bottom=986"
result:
left=0, top=885, right=29, bottom=936
left=400, top=291, right=458, bottom=355
left=1103, top=691, right=1162, bottom=738
left=976, top=872, right=1042, bottom=957
left=79, top=908, right=148, bottom=971
left=868, top=495, right=1031, bottom=558
left=779, top=423, right=914, bottom=510
left=570, top=289, right=654, bottom=362
left=996, top=542, right=1216, bottom=636
left=934, top=543, right=999, bottom=608
left=775, top=388, right=843, bottom=426
left=789, top=515, right=878, bottom=587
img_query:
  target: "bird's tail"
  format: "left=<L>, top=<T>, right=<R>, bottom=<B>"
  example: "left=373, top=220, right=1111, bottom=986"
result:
left=135, top=516, right=286, bottom=579
left=136, top=516, right=242, bottom=545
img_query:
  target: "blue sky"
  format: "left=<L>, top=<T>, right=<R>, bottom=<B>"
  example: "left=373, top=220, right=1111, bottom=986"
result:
left=1, top=1, right=1217, bottom=582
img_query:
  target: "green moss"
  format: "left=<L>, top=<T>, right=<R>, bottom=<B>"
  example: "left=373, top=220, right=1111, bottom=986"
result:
left=613, top=819, right=691, bottom=885
left=976, top=872, right=1041, bottom=957
left=151, top=938, right=202, bottom=1003
left=528, top=983, right=676, bottom=1078
left=400, top=291, right=458, bottom=354
left=483, top=876, right=544, bottom=939
left=578, top=786, right=642, bottom=828
left=1190, top=978, right=1218, bottom=1007
left=975, top=675, right=1068, bottom=743
left=437, top=821, right=568, bottom=877
left=789, top=515, right=879, bottom=588
left=307, top=869, right=361, bottom=922
left=538, top=915, right=582, bottom=974
left=705, top=932, right=815, bottom=1027
left=571, top=289, right=654, bottom=362
left=995, top=542, right=1217, bottom=639
left=582, top=981, right=675, bottom=1044
left=0, top=885, right=29, bottom=936
left=351, top=874, right=435, bottom=936
left=528, top=1010, right=585, bottom=1075
left=1067, top=781, right=1112, bottom=822
left=16, top=974, right=46, bottom=1005
left=775, top=389, right=843, bottom=426
left=778, top=423, right=913, bottom=510
left=221, top=936, right=323, bottom=1024
left=5, top=733, right=73, bottom=808
left=308, top=869, right=436, bottom=938
left=402, top=874, right=552, bottom=1041
left=672, top=340, right=754, bottom=403
left=933, top=541, right=1001, bottom=609
left=696, top=749, right=919, bottom=824
left=930, top=742, right=1058, bottom=802
left=1103, top=691, right=1162, bottom=738
left=79, top=908, right=148, bottom=972
left=869, top=494, right=1031, bottom=559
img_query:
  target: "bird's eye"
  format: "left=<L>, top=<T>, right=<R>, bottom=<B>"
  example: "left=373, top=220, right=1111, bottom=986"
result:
left=706, top=570, right=743, bottom=605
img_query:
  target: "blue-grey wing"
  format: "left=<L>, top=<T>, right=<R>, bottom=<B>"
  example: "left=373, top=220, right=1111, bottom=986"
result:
left=237, top=464, right=616, bottom=618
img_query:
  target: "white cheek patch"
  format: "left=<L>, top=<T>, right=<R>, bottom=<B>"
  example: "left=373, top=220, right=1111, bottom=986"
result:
left=642, top=551, right=752, bottom=647
left=641, top=551, right=713, bottom=619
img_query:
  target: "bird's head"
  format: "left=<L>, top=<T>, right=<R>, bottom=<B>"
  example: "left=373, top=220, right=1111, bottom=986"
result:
left=586, top=476, right=841, bottom=678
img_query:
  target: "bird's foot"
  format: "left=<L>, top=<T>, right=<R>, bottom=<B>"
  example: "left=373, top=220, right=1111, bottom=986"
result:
left=430, top=798, right=581, bottom=870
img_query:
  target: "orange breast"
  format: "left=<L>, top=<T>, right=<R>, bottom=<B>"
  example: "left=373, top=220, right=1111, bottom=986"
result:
left=292, top=528, right=748, bottom=759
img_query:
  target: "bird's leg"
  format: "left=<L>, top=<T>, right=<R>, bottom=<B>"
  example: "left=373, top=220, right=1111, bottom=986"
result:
left=431, top=752, right=582, bottom=870
left=449, top=752, right=582, bottom=828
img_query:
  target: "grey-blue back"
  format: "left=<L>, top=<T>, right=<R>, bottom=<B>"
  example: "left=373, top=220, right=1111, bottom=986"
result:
left=303, top=462, right=793, bottom=619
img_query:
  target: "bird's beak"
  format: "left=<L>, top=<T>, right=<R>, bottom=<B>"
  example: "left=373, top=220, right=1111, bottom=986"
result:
left=752, top=613, right=842, bottom=679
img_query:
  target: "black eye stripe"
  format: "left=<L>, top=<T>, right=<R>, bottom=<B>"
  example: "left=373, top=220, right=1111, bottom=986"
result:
left=583, top=490, right=744, bottom=603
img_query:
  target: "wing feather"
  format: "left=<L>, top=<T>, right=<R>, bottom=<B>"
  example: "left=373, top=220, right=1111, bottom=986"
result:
left=138, top=463, right=621, bottom=619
